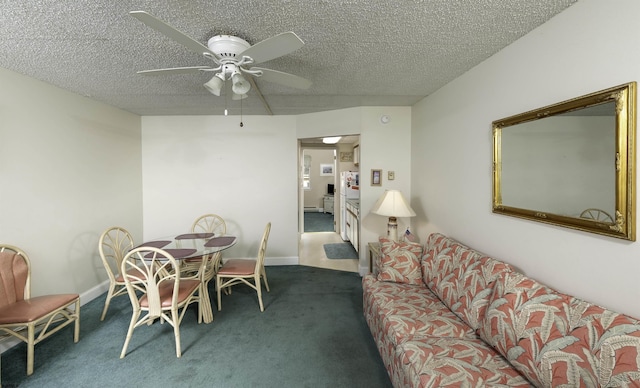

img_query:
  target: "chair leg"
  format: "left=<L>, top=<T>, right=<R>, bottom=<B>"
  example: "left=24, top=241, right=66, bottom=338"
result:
left=256, top=275, right=264, bottom=312
left=216, top=275, right=223, bottom=311
left=27, top=323, right=35, bottom=376
left=261, top=267, right=270, bottom=292
left=120, top=309, right=140, bottom=358
left=172, top=309, right=182, bottom=358
left=100, top=283, right=116, bottom=321
left=74, top=299, right=81, bottom=342
left=198, top=283, right=204, bottom=324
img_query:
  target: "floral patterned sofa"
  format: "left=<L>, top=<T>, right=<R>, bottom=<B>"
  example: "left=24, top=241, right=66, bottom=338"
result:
left=362, top=233, right=640, bottom=387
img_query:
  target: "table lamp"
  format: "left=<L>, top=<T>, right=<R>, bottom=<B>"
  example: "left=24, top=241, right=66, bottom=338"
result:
left=371, top=190, right=416, bottom=241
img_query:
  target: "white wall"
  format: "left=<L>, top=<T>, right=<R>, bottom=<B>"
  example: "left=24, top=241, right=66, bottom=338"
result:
left=0, top=67, right=143, bottom=299
left=141, top=115, right=299, bottom=264
left=411, top=0, right=640, bottom=318
left=359, top=107, right=413, bottom=261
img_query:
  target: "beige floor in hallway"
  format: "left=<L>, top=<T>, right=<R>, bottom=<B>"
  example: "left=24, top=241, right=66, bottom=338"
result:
left=299, top=231, right=359, bottom=273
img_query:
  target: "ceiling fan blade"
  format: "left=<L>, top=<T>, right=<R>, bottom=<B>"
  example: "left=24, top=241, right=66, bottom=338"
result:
left=251, top=67, right=312, bottom=89
left=130, top=11, right=215, bottom=57
left=137, top=66, right=213, bottom=76
left=240, top=32, right=304, bottom=64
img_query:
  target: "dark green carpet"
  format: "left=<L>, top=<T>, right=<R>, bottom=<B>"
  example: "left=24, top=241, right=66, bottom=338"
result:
left=304, top=212, right=334, bottom=232
left=324, top=243, right=359, bottom=260
left=1, top=266, right=391, bottom=388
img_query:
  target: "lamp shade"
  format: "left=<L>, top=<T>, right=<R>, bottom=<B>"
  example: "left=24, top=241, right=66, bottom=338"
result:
left=371, top=190, right=416, bottom=217
left=231, top=71, right=251, bottom=95
left=203, top=73, right=225, bottom=96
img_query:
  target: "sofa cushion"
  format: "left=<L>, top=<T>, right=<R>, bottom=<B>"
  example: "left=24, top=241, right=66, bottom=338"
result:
left=363, top=275, right=475, bottom=342
left=421, top=235, right=516, bottom=330
left=420, top=233, right=456, bottom=274
left=392, top=336, right=532, bottom=387
left=446, top=254, right=514, bottom=330
left=480, top=272, right=640, bottom=387
left=363, top=274, right=451, bottom=373
left=377, top=237, right=423, bottom=285
left=363, top=273, right=478, bottom=377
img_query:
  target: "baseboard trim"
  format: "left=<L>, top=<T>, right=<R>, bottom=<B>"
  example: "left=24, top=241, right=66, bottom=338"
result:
left=265, top=256, right=298, bottom=266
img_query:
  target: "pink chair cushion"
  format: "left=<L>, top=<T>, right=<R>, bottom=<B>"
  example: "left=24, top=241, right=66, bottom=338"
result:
left=115, top=268, right=146, bottom=283
left=139, top=279, right=200, bottom=308
left=183, top=257, right=204, bottom=264
left=0, top=294, right=79, bottom=324
left=218, top=259, right=256, bottom=276
left=377, top=238, right=423, bottom=285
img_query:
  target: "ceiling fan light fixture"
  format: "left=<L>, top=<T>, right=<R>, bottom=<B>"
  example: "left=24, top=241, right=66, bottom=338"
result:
left=322, top=136, right=342, bottom=144
left=204, top=73, right=225, bottom=96
left=231, top=71, right=251, bottom=95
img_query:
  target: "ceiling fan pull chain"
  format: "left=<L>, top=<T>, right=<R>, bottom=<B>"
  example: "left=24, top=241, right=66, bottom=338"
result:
left=224, top=84, right=229, bottom=116
left=240, top=94, right=244, bottom=127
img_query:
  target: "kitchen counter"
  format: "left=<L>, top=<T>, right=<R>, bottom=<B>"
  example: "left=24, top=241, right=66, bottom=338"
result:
left=346, top=199, right=360, bottom=217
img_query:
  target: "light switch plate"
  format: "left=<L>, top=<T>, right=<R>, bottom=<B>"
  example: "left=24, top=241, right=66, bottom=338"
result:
left=388, top=171, right=395, bottom=180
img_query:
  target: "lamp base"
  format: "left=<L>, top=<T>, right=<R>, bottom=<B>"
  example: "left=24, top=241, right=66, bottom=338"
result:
left=387, top=216, right=399, bottom=242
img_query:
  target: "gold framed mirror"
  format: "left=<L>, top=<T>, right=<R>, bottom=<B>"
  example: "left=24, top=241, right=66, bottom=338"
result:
left=493, top=82, right=636, bottom=240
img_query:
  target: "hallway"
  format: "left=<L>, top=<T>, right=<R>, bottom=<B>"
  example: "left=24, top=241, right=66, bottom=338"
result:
left=299, top=231, right=359, bottom=273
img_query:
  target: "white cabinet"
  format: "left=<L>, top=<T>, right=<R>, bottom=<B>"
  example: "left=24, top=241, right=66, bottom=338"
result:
left=352, top=215, right=359, bottom=252
left=345, top=201, right=359, bottom=252
left=323, top=195, right=334, bottom=214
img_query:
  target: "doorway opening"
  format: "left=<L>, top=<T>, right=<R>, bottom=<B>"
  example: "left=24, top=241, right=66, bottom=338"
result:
left=298, top=136, right=360, bottom=273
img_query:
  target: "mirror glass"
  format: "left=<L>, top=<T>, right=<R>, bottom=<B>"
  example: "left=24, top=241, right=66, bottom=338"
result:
left=493, top=82, right=636, bottom=240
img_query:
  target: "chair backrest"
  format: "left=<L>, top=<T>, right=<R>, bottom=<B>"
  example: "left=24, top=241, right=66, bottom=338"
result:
left=0, top=244, right=31, bottom=307
left=191, top=214, right=226, bottom=235
left=121, top=247, right=181, bottom=318
left=99, top=226, right=134, bottom=279
left=255, top=222, right=271, bottom=271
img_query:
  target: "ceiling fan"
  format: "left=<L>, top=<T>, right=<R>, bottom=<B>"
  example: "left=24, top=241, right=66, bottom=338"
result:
left=129, top=11, right=312, bottom=101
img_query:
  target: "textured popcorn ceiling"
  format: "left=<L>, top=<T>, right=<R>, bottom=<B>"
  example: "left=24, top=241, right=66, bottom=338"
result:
left=0, top=1, right=577, bottom=116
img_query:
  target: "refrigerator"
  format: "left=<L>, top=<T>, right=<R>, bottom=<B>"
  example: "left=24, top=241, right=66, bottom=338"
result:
left=340, top=172, right=359, bottom=240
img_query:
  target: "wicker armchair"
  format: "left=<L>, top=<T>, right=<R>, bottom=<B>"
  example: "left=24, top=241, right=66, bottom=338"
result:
left=0, top=244, right=80, bottom=375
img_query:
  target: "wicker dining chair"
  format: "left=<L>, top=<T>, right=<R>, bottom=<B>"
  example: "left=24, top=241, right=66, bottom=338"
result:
left=0, top=244, right=80, bottom=376
left=181, top=214, right=227, bottom=276
left=216, top=222, right=271, bottom=312
left=120, top=246, right=202, bottom=358
left=192, top=213, right=227, bottom=236
left=98, top=226, right=135, bottom=321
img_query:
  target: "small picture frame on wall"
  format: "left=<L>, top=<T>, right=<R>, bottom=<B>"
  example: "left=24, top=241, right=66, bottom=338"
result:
left=320, top=164, right=334, bottom=176
left=339, top=152, right=353, bottom=162
left=371, top=169, right=382, bottom=186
